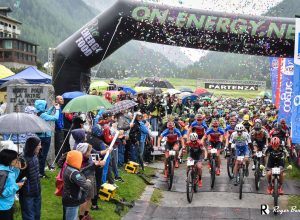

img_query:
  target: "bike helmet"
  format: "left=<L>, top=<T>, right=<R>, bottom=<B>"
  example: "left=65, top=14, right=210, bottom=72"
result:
left=190, top=133, right=198, bottom=141
left=270, top=137, right=280, bottom=149
left=254, top=122, right=262, bottom=131
left=243, top=114, right=250, bottom=121
left=254, top=118, right=262, bottom=124
left=167, top=121, right=175, bottom=129
left=235, top=124, right=245, bottom=132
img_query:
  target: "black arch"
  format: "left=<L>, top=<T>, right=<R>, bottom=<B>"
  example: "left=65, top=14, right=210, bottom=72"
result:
left=53, top=0, right=295, bottom=95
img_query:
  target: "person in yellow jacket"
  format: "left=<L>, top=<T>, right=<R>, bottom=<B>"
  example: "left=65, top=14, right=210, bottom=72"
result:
left=242, top=114, right=253, bottom=132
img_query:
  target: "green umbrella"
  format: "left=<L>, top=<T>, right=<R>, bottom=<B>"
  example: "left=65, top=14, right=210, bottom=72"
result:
left=63, top=95, right=112, bottom=113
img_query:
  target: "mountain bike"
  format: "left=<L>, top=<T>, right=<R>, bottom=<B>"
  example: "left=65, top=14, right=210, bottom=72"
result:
left=226, top=144, right=235, bottom=179
left=236, top=155, right=246, bottom=200
left=266, top=167, right=287, bottom=215
left=166, top=150, right=176, bottom=190
left=186, top=158, right=199, bottom=203
left=209, top=147, right=218, bottom=188
left=253, top=151, right=263, bottom=190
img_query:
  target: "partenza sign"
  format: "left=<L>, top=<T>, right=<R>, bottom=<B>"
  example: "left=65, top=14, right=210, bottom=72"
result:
left=205, top=83, right=258, bottom=91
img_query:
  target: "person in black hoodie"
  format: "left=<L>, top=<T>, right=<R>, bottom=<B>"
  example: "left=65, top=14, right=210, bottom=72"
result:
left=19, top=136, right=42, bottom=220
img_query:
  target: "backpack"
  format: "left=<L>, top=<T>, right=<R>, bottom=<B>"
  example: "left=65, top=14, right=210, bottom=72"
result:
left=129, top=122, right=141, bottom=144
left=54, top=163, right=67, bottom=196
left=0, top=170, right=9, bottom=197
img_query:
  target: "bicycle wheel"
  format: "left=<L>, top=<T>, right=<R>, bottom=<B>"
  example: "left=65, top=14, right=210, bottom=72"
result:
left=210, top=159, right=216, bottom=189
left=273, top=178, right=279, bottom=214
left=167, top=158, right=174, bottom=191
left=186, top=169, right=194, bottom=203
left=254, top=161, right=261, bottom=190
left=193, top=170, right=198, bottom=193
left=239, top=167, right=244, bottom=200
left=227, top=156, right=234, bottom=179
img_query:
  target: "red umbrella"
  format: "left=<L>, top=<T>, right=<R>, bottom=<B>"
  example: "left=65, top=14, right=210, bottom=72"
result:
left=194, top=88, right=209, bottom=95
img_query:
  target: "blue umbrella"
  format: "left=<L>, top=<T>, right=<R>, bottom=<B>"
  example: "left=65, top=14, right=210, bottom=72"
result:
left=118, top=85, right=136, bottom=95
left=182, top=94, right=199, bottom=105
left=62, top=91, right=85, bottom=99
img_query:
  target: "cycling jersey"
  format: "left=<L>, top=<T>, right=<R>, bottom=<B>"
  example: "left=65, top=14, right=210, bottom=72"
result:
left=250, top=129, right=268, bottom=150
left=190, top=121, right=208, bottom=137
left=161, top=128, right=182, bottom=143
left=186, top=140, right=205, bottom=160
left=265, top=146, right=289, bottom=168
left=229, top=131, right=251, bottom=147
left=205, top=127, right=225, bottom=142
left=225, top=125, right=235, bottom=137
left=229, top=131, right=251, bottom=156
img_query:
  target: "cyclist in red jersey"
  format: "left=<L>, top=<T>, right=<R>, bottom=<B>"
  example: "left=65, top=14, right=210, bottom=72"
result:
left=184, top=133, right=208, bottom=187
left=158, top=122, right=185, bottom=177
left=201, top=120, right=225, bottom=176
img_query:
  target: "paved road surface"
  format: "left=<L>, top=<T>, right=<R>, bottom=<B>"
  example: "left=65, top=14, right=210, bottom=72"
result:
left=123, top=157, right=300, bottom=220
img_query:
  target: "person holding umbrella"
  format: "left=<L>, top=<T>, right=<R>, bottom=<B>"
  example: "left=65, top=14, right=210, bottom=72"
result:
left=34, top=100, right=60, bottom=178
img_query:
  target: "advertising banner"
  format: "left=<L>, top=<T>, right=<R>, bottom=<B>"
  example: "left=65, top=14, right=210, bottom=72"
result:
left=269, top=57, right=279, bottom=104
left=204, top=83, right=258, bottom=91
left=291, top=18, right=300, bottom=143
left=278, top=58, right=294, bottom=126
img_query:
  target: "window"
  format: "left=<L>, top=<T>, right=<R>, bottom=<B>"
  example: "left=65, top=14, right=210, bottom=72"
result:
left=13, top=26, right=15, bottom=29
left=4, top=51, right=12, bottom=59
left=3, top=40, right=12, bottom=49
left=0, top=32, right=3, bottom=37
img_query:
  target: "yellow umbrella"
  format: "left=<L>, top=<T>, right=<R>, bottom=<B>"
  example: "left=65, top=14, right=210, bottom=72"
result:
left=90, top=81, right=109, bottom=92
left=0, top=65, right=14, bottom=79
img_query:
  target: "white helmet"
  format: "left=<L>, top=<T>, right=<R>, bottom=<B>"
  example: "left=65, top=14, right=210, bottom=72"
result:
left=190, top=133, right=198, bottom=141
left=235, top=124, right=245, bottom=132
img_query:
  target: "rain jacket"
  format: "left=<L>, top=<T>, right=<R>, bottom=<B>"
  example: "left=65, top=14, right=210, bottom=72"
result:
left=18, top=137, right=41, bottom=197
left=34, top=100, right=59, bottom=137
left=62, top=151, right=90, bottom=207
left=139, top=121, right=149, bottom=143
left=0, top=165, right=20, bottom=210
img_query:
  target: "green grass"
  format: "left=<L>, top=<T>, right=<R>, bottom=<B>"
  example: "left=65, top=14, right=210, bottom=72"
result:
left=96, top=77, right=266, bottom=99
left=285, top=163, right=300, bottom=180
left=14, top=167, right=155, bottom=220
left=150, top=188, right=163, bottom=205
left=288, top=195, right=300, bottom=209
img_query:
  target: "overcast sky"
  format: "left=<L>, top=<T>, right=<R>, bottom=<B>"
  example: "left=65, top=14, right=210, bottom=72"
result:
left=147, top=0, right=284, bottom=61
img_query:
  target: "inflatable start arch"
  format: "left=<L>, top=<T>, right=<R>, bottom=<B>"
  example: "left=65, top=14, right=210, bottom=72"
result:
left=53, top=0, right=295, bottom=94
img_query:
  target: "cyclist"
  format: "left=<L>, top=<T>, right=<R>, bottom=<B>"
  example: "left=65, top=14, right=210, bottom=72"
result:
left=201, top=120, right=224, bottom=175
left=279, top=119, right=292, bottom=149
left=269, top=122, right=289, bottom=148
left=189, top=114, right=208, bottom=140
left=185, top=133, right=208, bottom=187
left=158, top=121, right=185, bottom=177
left=250, top=122, right=269, bottom=176
left=264, top=137, right=292, bottom=195
left=242, top=114, right=253, bottom=133
left=224, top=117, right=237, bottom=153
left=229, top=124, right=251, bottom=185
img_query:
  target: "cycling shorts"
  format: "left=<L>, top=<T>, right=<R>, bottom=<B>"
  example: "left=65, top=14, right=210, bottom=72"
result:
left=235, top=145, right=250, bottom=157
left=165, top=141, right=179, bottom=150
left=267, top=158, right=284, bottom=169
left=189, top=148, right=203, bottom=161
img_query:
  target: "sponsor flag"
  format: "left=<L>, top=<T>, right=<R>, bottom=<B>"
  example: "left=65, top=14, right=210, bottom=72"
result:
left=278, top=58, right=294, bottom=126
left=291, top=18, right=300, bottom=143
left=275, top=58, right=283, bottom=109
left=269, top=57, right=278, bottom=104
